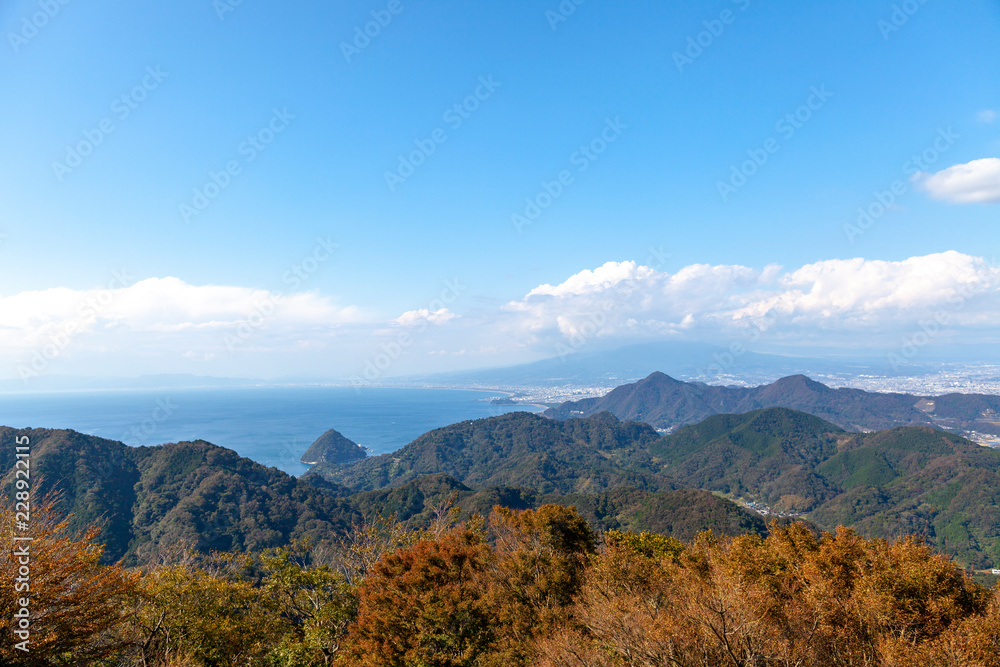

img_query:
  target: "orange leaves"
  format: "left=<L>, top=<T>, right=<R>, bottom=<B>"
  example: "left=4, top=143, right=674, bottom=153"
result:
left=0, top=497, right=140, bottom=665
left=540, top=521, right=996, bottom=667
left=342, top=529, right=494, bottom=667
left=3, top=500, right=999, bottom=667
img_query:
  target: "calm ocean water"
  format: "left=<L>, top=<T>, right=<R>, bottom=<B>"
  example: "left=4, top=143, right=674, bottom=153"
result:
left=0, top=386, right=540, bottom=476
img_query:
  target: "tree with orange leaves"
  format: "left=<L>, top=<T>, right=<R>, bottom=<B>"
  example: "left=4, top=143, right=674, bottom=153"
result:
left=537, top=521, right=995, bottom=667
left=1, top=496, right=140, bottom=665
left=338, top=526, right=494, bottom=667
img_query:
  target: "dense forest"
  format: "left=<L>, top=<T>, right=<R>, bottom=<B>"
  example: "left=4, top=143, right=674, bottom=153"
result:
left=3, top=497, right=1000, bottom=666
left=5, top=406, right=1000, bottom=569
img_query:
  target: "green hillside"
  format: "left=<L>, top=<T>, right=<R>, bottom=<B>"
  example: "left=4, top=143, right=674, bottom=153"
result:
left=7, top=402, right=1000, bottom=570
left=649, top=411, right=1000, bottom=568
left=307, top=411, right=670, bottom=494
left=0, top=427, right=360, bottom=565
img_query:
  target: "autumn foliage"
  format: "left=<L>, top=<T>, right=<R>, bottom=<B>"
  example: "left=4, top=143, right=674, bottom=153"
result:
left=0, top=497, right=140, bottom=665
left=3, top=501, right=1000, bottom=666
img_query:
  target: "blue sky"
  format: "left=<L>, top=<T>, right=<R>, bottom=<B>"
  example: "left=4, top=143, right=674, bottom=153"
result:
left=1, top=0, right=998, bottom=382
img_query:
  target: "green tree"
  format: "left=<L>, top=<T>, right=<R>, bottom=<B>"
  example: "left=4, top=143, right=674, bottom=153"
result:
left=260, top=540, right=358, bottom=666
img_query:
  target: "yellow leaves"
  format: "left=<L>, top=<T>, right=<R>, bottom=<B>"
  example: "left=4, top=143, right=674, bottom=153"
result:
left=605, top=529, right=685, bottom=562
left=134, top=563, right=279, bottom=665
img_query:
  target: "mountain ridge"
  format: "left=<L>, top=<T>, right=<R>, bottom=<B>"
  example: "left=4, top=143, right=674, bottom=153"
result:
left=543, top=371, right=1000, bottom=436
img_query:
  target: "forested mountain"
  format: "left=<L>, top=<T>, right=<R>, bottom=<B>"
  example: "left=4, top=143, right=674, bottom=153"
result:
left=7, top=399, right=1000, bottom=570
left=543, top=371, right=1000, bottom=434
left=0, top=427, right=360, bottom=565
left=651, top=407, right=846, bottom=510
left=652, top=408, right=1000, bottom=568
left=307, top=406, right=1000, bottom=568
left=0, top=417, right=760, bottom=566
left=306, top=411, right=669, bottom=494
left=347, top=472, right=766, bottom=540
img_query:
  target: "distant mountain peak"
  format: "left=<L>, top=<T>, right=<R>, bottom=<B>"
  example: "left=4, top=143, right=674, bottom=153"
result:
left=774, top=373, right=830, bottom=391
left=769, top=374, right=830, bottom=392
left=542, top=371, right=975, bottom=434
left=643, top=371, right=682, bottom=383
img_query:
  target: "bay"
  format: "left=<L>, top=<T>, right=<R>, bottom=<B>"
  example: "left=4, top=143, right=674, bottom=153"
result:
left=0, top=386, right=540, bottom=476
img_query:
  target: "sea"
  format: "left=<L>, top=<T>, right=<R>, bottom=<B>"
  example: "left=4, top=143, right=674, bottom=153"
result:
left=0, top=386, right=541, bottom=477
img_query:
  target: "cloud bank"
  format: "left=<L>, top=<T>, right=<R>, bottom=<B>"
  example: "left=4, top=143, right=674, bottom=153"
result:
left=2, top=252, right=998, bottom=380
left=502, top=252, right=1000, bottom=349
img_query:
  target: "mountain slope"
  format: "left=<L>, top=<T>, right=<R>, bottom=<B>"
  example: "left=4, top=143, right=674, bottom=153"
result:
left=544, top=372, right=1000, bottom=434
left=126, top=439, right=360, bottom=563
left=305, top=411, right=671, bottom=495
left=346, top=474, right=767, bottom=541
left=0, top=427, right=361, bottom=565
left=0, top=427, right=139, bottom=561
left=648, top=410, right=1000, bottom=568
left=650, top=408, right=846, bottom=512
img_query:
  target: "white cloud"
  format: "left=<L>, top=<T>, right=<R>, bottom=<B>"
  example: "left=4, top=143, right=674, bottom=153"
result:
left=525, top=260, right=655, bottom=298
left=3, top=254, right=1000, bottom=380
left=502, top=252, right=1000, bottom=346
left=0, top=277, right=360, bottom=333
left=915, top=158, right=1000, bottom=204
left=978, top=110, right=997, bottom=123
left=393, top=308, right=458, bottom=327
left=0, top=277, right=364, bottom=359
